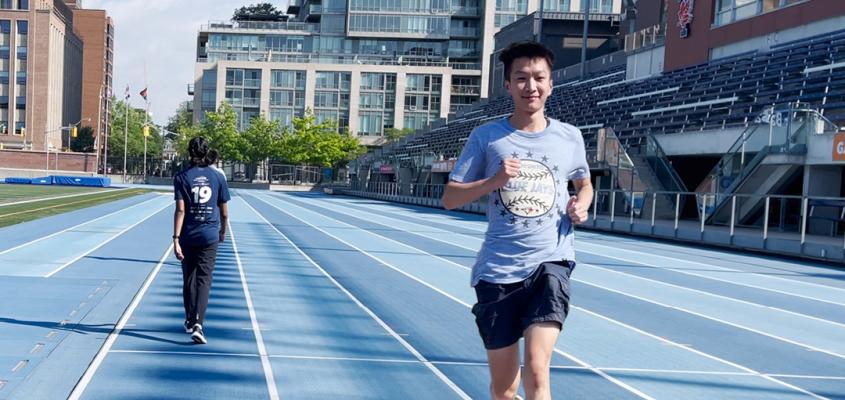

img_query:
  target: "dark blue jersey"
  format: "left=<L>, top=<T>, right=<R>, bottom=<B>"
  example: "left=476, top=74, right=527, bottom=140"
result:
left=174, top=166, right=231, bottom=246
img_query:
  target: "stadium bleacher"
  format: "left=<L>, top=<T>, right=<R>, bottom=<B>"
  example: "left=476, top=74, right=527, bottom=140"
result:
left=380, top=28, right=845, bottom=169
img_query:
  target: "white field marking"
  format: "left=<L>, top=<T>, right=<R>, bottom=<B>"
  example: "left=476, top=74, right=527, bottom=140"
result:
left=326, top=193, right=841, bottom=296
left=577, top=244, right=845, bottom=308
left=0, top=195, right=163, bottom=256
left=582, top=260, right=845, bottom=329
left=251, top=192, right=656, bottom=400
left=575, top=269, right=845, bottom=364
left=0, top=188, right=126, bottom=207
left=301, top=195, right=845, bottom=328
left=576, top=303, right=829, bottom=399
left=239, top=196, right=472, bottom=400
left=300, top=193, right=488, bottom=230
left=228, top=215, right=280, bottom=400
left=263, top=195, right=474, bottom=272
left=45, top=200, right=172, bottom=277
left=277, top=193, right=832, bottom=399
left=0, top=190, right=143, bottom=219
left=580, top=241, right=845, bottom=294
left=67, top=243, right=173, bottom=400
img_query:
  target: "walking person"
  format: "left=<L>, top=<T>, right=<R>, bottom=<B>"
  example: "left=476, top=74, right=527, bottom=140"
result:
left=442, top=41, right=594, bottom=400
left=173, top=137, right=231, bottom=344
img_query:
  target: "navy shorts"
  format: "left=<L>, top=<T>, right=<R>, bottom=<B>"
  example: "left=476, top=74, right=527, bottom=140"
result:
left=471, top=260, right=575, bottom=350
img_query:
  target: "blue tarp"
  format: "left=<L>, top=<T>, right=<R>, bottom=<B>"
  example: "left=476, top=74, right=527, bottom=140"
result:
left=30, top=176, right=54, bottom=185
left=1, top=176, right=111, bottom=187
left=52, top=176, right=111, bottom=187
left=3, top=177, right=31, bottom=184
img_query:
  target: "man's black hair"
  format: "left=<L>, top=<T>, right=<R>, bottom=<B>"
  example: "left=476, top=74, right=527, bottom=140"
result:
left=499, top=41, right=555, bottom=81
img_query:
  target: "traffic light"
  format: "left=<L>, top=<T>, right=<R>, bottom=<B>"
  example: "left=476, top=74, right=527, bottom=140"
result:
left=143, top=125, right=150, bottom=137
left=71, top=126, right=78, bottom=138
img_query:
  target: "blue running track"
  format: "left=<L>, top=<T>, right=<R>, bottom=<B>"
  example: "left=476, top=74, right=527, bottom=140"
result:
left=0, top=190, right=843, bottom=399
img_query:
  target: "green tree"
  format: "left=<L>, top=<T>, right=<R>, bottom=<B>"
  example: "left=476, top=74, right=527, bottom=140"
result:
left=384, top=127, right=415, bottom=143
left=200, top=102, right=244, bottom=162
left=233, top=3, right=286, bottom=21
left=241, top=115, right=281, bottom=179
left=107, top=100, right=163, bottom=172
left=166, top=101, right=193, bottom=138
left=70, top=126, right=95, bottom=153
left=279, top=109, right=364, bottom=168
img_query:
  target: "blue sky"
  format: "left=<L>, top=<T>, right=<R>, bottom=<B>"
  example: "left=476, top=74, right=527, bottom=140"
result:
left=85, top=0, right=290, bottom=125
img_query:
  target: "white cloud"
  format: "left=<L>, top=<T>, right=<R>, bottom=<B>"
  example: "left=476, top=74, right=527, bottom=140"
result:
left=82, top=0, right=290, bottom=125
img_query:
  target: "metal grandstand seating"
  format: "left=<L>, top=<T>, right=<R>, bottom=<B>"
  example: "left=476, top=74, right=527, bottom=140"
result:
left=371, top=28, right=845, bottom=180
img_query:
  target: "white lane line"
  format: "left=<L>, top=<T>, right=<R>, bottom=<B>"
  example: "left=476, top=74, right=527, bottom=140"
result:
left=240, top=195, right=472, bottom=399
left=582, top=258, right=845, bottom=329
left=45, top=200, right=172, bottom=277
left=575, top=272, right=845, bottom=364
left=0, top=195, right=162, bottom=256
left=67, top=243, right=173, bottom=400
left=576, top=303, right=828, bottom=399
left=251, top=192, right=655, bottom=400
left=229, top=215, right=280, bottom=400
left=301, top=195, right=845, bottom=331
left=580, top=241, right=845, bottom=294
left=276, top=193, right=832, bottom=400
left=0, top=188, right=127, bottom=207
left=578, top=244, right=845, bottom=308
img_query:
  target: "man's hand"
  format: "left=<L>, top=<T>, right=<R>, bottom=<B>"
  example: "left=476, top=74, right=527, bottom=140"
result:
left=567, top=195, right=588, bottom=224
left=174, top=240, right=184, bottom=261
left=493, top=158, right=520, bottom=188
left=219, top=230, right=226, bottom=243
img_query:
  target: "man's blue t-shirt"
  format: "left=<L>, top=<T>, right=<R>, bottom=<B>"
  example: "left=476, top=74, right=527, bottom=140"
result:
left=449, top=118, right=590, bottom=286
left=174, top=166, right=231, bottom=246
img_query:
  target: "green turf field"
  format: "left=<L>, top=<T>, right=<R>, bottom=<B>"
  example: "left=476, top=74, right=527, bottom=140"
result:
left=0, top=185, right=150, bottom=227
left=0, top=184, right=110, bottom=204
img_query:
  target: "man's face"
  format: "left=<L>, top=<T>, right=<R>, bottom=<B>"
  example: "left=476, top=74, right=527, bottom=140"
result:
left=504, top=57, right=553, bottom=114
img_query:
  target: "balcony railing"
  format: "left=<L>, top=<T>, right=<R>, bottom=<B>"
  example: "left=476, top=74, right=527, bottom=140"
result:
left=451, top=85, right=480, bottom=95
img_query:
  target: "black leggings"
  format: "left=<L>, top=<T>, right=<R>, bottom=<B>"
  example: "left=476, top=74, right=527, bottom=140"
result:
left=181, top=242, right=219, bottom=326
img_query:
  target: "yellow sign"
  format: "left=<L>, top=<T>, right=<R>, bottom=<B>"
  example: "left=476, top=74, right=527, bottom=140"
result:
left=143, top=126, right=150, bottom=137
left=834, top=133, right=845, bottom=162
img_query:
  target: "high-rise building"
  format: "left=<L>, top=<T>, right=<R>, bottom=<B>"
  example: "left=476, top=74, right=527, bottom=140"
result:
left=191, top=0, right=623, bottom=146
left=0, top=0, right=111, bottom=166
left=0, top=0, right=83, bottom=152
left=66, top=0, right=114, bottom=156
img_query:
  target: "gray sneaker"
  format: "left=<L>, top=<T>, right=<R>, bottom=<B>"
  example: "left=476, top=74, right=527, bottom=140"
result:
left=183, top=320, right=192, bottom=333
left=191, top=324, right=207, bottom=344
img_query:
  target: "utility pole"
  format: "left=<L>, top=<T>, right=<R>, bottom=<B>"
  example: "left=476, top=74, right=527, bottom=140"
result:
left=123, top=101, right=129, bottom=183
left=580, top=0, right=591, bottom=78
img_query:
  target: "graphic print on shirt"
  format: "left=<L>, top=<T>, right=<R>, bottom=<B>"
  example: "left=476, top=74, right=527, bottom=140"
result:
left=189, top=176, right=213, bottom=222
left=495, top=152, right=564, bottom=227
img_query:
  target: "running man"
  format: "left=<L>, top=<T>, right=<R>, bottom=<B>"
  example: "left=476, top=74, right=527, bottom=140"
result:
left=442, top=41, right=593, bottom=400
left=173, top=137, right=231, bottom=344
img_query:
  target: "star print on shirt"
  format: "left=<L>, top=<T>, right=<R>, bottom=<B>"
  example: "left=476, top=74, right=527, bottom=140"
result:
left=536, top=219, right=543, bottom=226
left=511, top=152, right=519, bottom=159
left=500, top=210, right=507, bottom=217
left=510, top=217, right=518, bottom=224
left=541, top=155, right=549, bottom=162
left=526, top=150, right=534, bottom=158
left=522, top=220, right=530, bottom=228
left=553, top=165, right=559, bottom=172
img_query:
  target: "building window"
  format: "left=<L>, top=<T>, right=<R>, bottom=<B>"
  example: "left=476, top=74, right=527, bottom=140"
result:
left=16, top=0, right=27, bottom=10
left=714, top=0, right=805, bottom=26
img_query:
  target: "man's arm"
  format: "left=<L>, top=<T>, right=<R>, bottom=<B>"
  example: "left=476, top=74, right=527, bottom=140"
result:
left=442, top=159, right=519, bottom=210
left=566, top=178, right=594, bottom=224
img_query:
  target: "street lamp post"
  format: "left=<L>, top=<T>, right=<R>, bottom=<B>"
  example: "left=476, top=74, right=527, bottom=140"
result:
left=123, top=102, right=129, bottom=183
